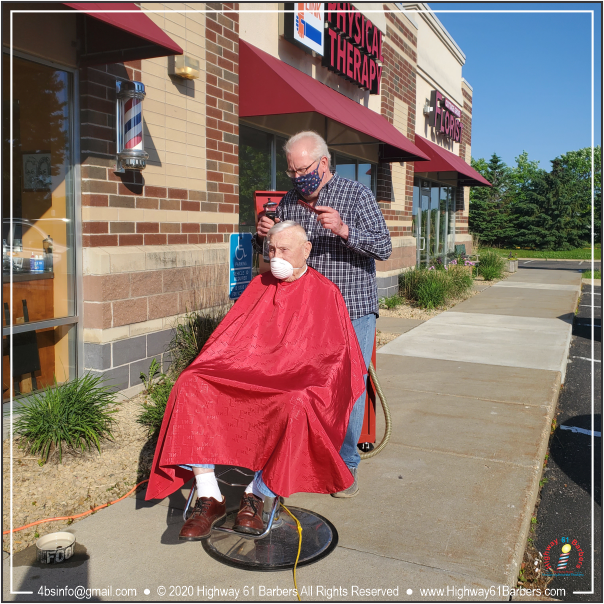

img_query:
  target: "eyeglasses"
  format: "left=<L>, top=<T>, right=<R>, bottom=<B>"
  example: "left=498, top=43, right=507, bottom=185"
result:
left=285, top=158, right=322, bottom=179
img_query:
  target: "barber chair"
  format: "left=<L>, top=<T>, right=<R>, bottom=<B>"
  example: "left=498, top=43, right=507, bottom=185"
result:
left=183, top=468, right=338, bottom=571
left=183, top=336, right=383, bottom=571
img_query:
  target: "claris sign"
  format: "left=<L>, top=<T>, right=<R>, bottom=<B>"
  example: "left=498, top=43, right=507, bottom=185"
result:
left=429, top=90, right=463, bottom=142
left=322, top=2, right=383, bottom=94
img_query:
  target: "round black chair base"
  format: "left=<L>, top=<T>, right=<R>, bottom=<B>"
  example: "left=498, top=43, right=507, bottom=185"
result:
left=202, top=507, right=338, bottom=571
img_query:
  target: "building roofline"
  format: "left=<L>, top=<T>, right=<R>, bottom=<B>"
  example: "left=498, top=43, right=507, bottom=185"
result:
left=397, top=2, right=466, bottom=66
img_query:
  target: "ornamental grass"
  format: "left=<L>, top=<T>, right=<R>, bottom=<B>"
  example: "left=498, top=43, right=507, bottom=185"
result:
left=399, top=262, right=475, bottom=309
left=11, top=374, right=118, bottom=464
left=477, top=249, right=506, bottom=281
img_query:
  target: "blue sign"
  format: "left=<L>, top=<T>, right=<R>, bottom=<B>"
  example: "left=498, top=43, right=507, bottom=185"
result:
left=229, top=233, right=253, bottom=299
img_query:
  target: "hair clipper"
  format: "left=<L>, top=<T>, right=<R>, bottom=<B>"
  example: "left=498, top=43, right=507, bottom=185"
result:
left=262, top=200, right=278, bottom=261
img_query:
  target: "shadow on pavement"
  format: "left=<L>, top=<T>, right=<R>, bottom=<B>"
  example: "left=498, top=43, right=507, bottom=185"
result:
left=520, top=266, right=587, bottom=272
left=573, top=317, right=602, bottom=343
left=549, top=414, right=602, bottom=506
left=6, top=542, right=99, bottom=602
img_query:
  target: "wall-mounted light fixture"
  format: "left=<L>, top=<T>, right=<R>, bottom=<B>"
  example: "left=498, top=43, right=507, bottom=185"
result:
left=168, top=55, right=200, bottom=80
left=423, top=100, right=432, bottom=116
left=116, top=81, right=148, bottom=171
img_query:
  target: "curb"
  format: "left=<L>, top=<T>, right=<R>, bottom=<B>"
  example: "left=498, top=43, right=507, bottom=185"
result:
left=509, top=372, right=562, bottom=589
left=516, top=258, right=600, bottom=263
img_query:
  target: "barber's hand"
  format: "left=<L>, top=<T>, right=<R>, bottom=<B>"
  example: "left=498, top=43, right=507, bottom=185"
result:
left=257, top=213, right=280, bottom=238
left=315, top=206, right=349, bottom=240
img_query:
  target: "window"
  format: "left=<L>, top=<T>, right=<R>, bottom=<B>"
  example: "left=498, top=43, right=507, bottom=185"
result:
left=239, top=124, right=379, bottom=234
left=333, top=153, right=377, bottom=194
left=2, top=54, right=78, bottom=401
left=412, top=176, right=457, bottom=267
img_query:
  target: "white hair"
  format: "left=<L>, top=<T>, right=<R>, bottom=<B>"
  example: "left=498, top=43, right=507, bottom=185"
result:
left=283, top=131, right=331, bottom=168
left=267, top=220, right=308, bottom=242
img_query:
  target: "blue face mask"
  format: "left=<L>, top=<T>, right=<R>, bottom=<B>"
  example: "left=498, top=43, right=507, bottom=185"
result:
left=291, top=164, right=324, bottom=196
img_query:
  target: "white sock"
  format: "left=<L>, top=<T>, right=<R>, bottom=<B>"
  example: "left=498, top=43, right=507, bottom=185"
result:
left=245, top=480, right=266, bottom=502
left=195, top=472, right=223, bottom=501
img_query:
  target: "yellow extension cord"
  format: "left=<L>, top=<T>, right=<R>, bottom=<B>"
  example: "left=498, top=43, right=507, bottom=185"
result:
left=280, top=503, right=303, bottom=602
left=276, top=364, right=390, bottom=602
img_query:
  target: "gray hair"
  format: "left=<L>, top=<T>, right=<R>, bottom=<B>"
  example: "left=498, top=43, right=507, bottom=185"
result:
left=267, top=220, right=308, bottom=242
left=283, top=131, right=331, bottom=168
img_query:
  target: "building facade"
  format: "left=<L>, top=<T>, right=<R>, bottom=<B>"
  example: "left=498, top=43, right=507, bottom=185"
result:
left=2, top=2, right=489, bottom=401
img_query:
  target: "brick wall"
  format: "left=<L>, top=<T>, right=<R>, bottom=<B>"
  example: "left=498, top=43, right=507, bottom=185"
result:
left=205, top=3, right=239, bottom=227
left=376, top=7, right=418, bottom=276
left=80, top=3, right=240, bottom=394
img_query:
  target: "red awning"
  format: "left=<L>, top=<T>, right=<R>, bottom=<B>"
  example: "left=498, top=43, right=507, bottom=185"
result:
left=64, top=3, right=183, bottom=65
left=239, top=40, right=430, bottom=164
left=414, top=136, right=492, bottom=187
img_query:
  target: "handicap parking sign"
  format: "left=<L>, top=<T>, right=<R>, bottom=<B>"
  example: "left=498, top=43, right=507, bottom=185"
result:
left=229, top=233, right=253, bottom=299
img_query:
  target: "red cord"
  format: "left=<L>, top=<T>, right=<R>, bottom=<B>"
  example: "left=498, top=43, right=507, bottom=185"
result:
left=3, top=479, right=149, bottom=535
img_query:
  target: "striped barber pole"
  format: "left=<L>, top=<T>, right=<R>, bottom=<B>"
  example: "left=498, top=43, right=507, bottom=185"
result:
left=124, top=97, right=143, bottom=150
left=556, top=553, right=570, bottom=569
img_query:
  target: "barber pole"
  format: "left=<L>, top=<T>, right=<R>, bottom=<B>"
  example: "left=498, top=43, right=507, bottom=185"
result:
left=124, top=97, right=143, bottom=150
left=116, top=81, right=149, bottom=170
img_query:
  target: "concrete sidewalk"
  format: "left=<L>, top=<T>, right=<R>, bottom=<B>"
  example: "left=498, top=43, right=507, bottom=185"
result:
left=3, top=268, right=582, bottom=601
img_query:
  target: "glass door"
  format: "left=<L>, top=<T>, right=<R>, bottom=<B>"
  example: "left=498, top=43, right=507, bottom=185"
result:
left=414, top=179, right=456, bottom=267
left=416, top=183, right=430, bottom=266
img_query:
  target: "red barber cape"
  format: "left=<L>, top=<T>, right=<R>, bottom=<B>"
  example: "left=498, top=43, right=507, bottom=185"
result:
left=145, top=267, right=366, bottom=499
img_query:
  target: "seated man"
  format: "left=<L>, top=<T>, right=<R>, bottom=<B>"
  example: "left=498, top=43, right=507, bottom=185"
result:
left=145, top=221, right=366, bottom=540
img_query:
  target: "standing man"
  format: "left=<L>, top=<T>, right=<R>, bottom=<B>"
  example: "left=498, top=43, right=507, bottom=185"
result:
left=255, top=131, right=392, bottom=497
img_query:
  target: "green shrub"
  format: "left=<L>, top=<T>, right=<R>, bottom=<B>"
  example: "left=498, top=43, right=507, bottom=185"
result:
left=380, top=294, right=403, bottom=309
left=399, top=264, right=474, bottom=309
left=168, top=308, right=229, bottom=377
left=136, top=307, right=229, bottom=438
left=12, top=374, right=118, bottom=463
left=138, top=359, right=174, bottom=438
left=416, top=278, right=448, bottom=309
left=446, top=264, right=475, bottom=297
left=399, top=267, right=428, bottom=301
left=477, top=249, right=505, bottom=280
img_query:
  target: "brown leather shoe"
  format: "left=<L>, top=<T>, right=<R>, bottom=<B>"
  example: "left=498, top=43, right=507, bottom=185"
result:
left=179, top=497, right=226, bottom=541
left=233, top=493, right=264, bottom=535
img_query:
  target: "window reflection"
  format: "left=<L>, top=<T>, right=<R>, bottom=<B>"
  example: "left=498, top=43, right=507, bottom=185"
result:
left=357, top=163, right=375, bottom=191
left=335, top=153, right=356, bottom=181
left=2, top=55, right=75, bottom=321
left=275, top=135, right=291, bottom=192
left=238, top=125, right=272, bottom=233
left=2, top=324, right=76, bottom=399
left=413, top=177, right=458, bottom=267
left=2, top=54, right=75, bottom=400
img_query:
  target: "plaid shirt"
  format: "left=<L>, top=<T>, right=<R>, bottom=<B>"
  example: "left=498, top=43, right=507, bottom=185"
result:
left=256, top=173, right=392, bottom=319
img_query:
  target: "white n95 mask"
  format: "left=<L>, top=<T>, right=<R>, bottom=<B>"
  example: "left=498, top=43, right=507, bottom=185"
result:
left=270, top=257, right=302, bottom=280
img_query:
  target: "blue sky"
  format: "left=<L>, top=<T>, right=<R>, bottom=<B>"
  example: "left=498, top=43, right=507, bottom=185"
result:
left=427, top=2, right=602, bottom=171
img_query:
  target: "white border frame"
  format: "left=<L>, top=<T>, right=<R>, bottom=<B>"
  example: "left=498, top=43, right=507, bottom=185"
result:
left=5, top=4, right=598, bottom=598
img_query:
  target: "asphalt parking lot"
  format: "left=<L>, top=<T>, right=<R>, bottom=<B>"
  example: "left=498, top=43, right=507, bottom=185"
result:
left=532, top=271, right=601, bottom=602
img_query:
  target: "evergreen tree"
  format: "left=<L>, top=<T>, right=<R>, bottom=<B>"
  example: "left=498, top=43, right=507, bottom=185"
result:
left=553, top=146, right=601, bottom=244
left=469, top=153, right=514, bottom=246
left=512, top=156, right=591, bottom=250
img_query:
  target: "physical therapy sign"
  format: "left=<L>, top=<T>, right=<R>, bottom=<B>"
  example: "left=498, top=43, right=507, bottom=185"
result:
left=323, top=2, right=384, bottom=94
left=429, top=90, right=463, bottom=142
left=284, top=3, right=383, bottom=94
